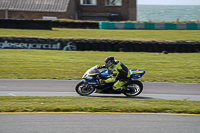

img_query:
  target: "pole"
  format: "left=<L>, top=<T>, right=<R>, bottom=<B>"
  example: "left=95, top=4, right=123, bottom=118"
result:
left=5, top=9, right=8, bottom=19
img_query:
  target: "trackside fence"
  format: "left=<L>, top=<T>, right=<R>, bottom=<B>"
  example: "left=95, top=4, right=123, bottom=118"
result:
left=99, top=22, right=200, bottom=30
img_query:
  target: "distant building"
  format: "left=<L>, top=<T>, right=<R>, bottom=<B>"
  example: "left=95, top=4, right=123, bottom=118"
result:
left=0, top=0, right=136, bottom=21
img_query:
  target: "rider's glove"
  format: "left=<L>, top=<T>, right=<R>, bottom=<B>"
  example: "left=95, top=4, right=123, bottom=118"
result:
left=97, top=65, right=102, bottom=69
left=97, top=65, right=106, bottom=69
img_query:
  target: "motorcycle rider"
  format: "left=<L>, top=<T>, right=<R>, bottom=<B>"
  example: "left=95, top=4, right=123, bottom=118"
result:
left=98, top=56, right=130, bottom=92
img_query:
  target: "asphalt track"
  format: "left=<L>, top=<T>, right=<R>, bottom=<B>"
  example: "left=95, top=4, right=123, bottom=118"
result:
left=0, top=112, right=200, bottom=133
left=0, top=79, right=200, bottom=101
left=0, top=79, right=200, bottom=133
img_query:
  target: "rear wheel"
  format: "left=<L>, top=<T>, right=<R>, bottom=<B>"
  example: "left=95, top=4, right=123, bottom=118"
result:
left=75, top=82, right=95, bottom=96
left=123, top=80, right=143, bottom=97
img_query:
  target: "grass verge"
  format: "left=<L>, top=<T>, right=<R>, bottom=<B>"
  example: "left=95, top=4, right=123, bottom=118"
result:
left=0, top=96, right=199, bottom=114
left=0, top=50, right=200, bottom=83
left=1, top=28, right=200, bottom=41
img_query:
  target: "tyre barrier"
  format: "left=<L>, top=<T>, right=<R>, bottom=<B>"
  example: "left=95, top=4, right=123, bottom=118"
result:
left=0, top=37, right=199, bottom=52
left=52, top=21, right=99, bottom=29
left=0, top=19, right=52, bottom=30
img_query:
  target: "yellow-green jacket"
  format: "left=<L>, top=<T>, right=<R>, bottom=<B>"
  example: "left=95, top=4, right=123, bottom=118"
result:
left=104, top=61, right=130, bottom=83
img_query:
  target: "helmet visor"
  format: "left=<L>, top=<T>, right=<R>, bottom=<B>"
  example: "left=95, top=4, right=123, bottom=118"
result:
left=105, top=61, right=112, bottom=68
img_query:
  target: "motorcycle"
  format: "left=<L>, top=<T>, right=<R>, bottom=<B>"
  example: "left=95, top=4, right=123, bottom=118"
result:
left=75, top=65, right=145, bottom=97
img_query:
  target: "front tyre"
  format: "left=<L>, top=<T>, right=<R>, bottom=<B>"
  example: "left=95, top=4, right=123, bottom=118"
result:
left=123, top=80, right=143, bottom=97
left=75, top=82, right=95, bottom=96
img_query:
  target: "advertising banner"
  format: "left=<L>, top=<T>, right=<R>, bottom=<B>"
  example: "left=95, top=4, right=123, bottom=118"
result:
left=0, top=39, right=77, bottom=51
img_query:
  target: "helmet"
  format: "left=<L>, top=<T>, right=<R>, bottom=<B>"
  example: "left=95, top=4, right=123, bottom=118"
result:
left=105, top=56, right=115, bottom=68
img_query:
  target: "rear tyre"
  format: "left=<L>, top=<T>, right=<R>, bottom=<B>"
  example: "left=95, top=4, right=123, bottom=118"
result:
left=75, top=82, right=95, bottom=96
left=123, top=80, right=143, bottom=97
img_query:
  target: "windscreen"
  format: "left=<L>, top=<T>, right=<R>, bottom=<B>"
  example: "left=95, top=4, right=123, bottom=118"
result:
left=88, top=66, right=100, bottom=74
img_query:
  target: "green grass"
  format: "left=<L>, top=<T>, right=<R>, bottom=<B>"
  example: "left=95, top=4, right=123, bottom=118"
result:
left=0, top=49, right=200, bottom=83
left=1, top=28, right=200, bottom=41
left=0, top=96, right=199, bottom=114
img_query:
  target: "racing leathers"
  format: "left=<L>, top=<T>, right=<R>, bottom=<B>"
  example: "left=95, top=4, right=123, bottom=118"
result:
left=99, top=60, right=130, bottom=91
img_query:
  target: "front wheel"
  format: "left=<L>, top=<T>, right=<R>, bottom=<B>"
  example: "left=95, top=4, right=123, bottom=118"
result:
left=75, top=82, right=95, bottom=96
left=123, top=80, right=143, bottom=97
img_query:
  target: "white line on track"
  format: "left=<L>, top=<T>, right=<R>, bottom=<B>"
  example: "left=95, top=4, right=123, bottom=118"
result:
left=8, top=93, right=16, bottom=96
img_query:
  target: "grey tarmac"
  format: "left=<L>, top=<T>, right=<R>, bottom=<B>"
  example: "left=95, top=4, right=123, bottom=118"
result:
left=0, top=113, right=200, bottom=133
left=0, top=79, right=200, bottom=133
left=0, top=79, right=199, bottom=101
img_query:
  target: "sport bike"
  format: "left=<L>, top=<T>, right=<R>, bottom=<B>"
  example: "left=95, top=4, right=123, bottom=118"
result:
left=75, top=65, right=145, bottom=97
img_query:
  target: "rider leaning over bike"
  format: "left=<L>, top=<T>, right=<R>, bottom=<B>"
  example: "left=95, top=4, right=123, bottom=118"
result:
left=97, top=56, right=130, bottom=92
